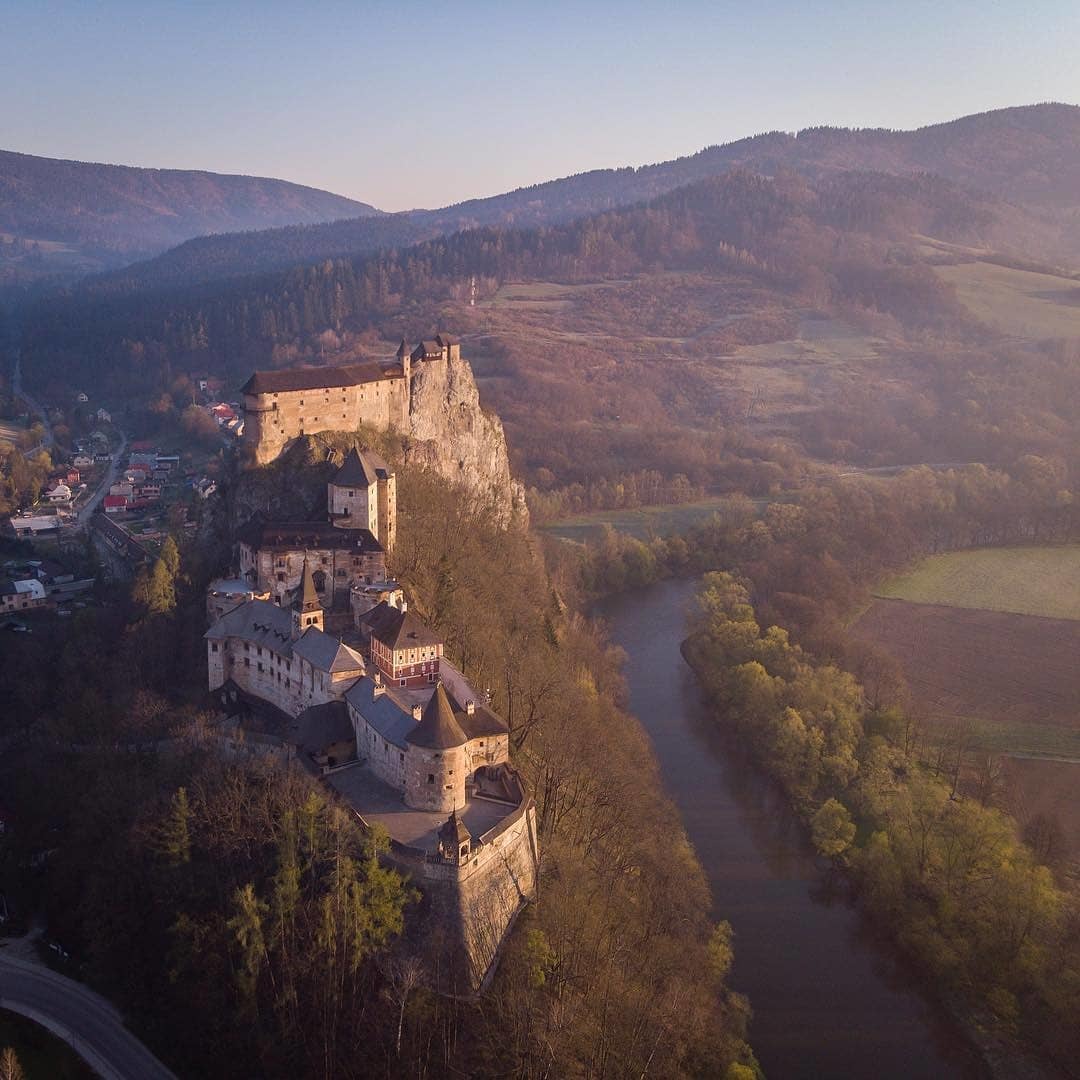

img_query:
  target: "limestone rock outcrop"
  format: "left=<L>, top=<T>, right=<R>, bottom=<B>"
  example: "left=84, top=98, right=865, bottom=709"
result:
left=405, top=347, right=527, bottom=526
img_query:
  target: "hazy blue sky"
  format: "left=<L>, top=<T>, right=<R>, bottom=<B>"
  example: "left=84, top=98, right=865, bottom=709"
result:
left=2, top=1, right=1078, bottom=211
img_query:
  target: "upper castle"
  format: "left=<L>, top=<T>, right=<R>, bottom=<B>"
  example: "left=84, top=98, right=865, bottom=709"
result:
left=241, top=335, right=460, bottom=465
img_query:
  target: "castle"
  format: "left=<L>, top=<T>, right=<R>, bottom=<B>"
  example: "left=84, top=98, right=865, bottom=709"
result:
left=241, top=335, right=459, bottom=465
left=234, top=446, right=395, bottom=611
left=206, top=393, right=538, bottom=990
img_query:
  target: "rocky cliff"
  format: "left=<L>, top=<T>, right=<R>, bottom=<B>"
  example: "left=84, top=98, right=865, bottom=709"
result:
left=406, top=347, right=527, bottom=526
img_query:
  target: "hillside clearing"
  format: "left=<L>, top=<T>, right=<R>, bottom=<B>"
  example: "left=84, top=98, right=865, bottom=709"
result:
left=876, top=545, right=1080, bottom=621
left=936, top=259, right=1080, bottom=338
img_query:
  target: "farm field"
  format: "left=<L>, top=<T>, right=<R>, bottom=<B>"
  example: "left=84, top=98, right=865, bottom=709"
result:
left=876, top=545, right=1080, bottom=621
left=935, top=259, right=1080, bottom=338
left=539, top=495, right=769, bottom=542
left=1002, top=757, right=1080, bottom=866
left=852, top=598, right=1080, bottom=760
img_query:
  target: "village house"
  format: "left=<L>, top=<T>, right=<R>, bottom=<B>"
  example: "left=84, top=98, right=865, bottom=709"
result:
left=0, top=578, right=48, bottom=613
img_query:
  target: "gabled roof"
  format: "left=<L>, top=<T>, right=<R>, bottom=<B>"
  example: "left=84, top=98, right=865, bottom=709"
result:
left=457, top=703, right=507, bottom=741
left=406, top=683, right=467, bottom=749
left=237, top=515, right=383, bottom=554
left=345, top=676, right=417, bottom=749
left=292, top=629, right=365, bottom=675
left=370, top=606, right=442, bottom=651
left=295, top=700, right=353, bottom=755
left=435, top=333, right=457, bottom=348
left=240, top=362, right=395, bottom=396
left=410, top=340, right=443, bottom=361
left=332, top=447, right=391, bottom=488
left=205, top=598, right=294, bottom=653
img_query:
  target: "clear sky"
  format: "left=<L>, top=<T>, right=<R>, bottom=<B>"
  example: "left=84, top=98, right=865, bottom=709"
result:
left=2, top=0, right=1078, bottom=211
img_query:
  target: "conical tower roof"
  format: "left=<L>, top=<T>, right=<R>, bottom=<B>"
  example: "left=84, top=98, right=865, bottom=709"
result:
left=406, top=683, right=467, bottom=749
left=294, top=558, right=321, bottom=613
left=396, top=338, right=410, bottom=359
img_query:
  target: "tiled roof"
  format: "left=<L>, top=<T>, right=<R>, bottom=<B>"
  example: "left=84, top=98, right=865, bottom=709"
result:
left=237, top=516, right=383, bottom=553
left=204, top=598, right=294, bottom=653
left=293, top=629, right=365, bottom=675
left=345, top=677, right=417, bottom=749
left=332, top=447, right=391, bottom=488
left=370, top=606, right=442, bottom=651
left=406, top=684, right=467, bottom=749
left=240, top=362, right=396, bottom=396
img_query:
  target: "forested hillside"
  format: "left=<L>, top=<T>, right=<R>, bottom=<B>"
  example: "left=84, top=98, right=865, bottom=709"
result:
left=0, top=148, right=379, bottom=266
left=85, top=102, right=1080, bottom=293
left=19, top=168, right=1019, bottom=393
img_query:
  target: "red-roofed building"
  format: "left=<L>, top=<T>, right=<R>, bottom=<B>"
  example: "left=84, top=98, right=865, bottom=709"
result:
left=130, top=440, right=156, bottom=452
left=103, top=495, right=128, bottom=514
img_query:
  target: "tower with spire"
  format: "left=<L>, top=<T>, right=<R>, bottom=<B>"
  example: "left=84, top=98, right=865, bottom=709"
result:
left=291, top=558, right=324, bottom=639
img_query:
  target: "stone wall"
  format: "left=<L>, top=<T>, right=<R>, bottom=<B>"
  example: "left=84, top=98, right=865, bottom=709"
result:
left=244, top=374, right=410, bottom=465
left=242, top=542, right=385, bottom=608
left=404, top=742, right=467, bottom=812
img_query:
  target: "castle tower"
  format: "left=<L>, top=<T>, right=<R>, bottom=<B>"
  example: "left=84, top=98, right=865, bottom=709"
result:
left=437, top=809, right=472, bottom=864
left=327, top=447, right=396, bottom=553
left=404, top=683, right=467, bottom=812
left=291, top=558, right=324, bottom=639
left=397, top=339, right=411, bottom=382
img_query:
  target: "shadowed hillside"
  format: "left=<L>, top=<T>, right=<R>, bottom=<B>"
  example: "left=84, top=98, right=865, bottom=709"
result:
left=94, top=102, right=1080, bottom=293
left=0, top=148, right=380, bottom=275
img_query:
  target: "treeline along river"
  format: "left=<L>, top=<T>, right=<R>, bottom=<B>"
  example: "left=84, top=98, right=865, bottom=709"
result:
left=595, top=578, right=987, bottom=1079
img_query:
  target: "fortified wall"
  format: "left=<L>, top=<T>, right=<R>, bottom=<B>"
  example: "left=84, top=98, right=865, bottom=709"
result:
left=241, top=338, right=457, bottom=466
left=240, top=335, right=527, bottom=524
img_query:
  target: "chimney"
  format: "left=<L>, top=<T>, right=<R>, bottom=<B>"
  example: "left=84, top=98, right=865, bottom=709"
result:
left=373, top=683, right=385, bottom=699
left=412, top=704, right=422, bottom=721
left=466, top=700, right=475, bottom=715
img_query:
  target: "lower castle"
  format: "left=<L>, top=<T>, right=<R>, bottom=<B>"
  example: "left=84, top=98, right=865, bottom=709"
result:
left=205, top=431, right=538, bottom=990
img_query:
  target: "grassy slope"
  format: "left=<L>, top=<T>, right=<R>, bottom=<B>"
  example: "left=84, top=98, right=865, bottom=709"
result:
left=935, top=260, right=1080, bottom=338
left=876, top=545, right=1080, bottom=620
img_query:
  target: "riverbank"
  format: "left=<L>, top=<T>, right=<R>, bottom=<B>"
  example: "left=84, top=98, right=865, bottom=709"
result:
left=678, top=574, right=1070, bottom=1079
left=594, top=579, right=988, bottom=1079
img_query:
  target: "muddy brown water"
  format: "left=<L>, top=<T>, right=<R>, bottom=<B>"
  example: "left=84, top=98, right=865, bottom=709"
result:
left=595, top=579, right=987, bottom=1079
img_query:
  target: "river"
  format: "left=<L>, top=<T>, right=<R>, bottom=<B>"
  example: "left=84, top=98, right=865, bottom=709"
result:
left=595, top=578, right=987, bottom=1080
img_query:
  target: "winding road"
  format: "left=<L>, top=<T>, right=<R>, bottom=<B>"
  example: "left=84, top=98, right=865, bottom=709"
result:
left=0, top=941, right=175, bottom=1080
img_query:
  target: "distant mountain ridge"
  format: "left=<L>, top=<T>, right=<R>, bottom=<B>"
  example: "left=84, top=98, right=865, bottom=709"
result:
left=100, top=102, right=1080, bottom=293
left=0, top=148, right=381, bottom=268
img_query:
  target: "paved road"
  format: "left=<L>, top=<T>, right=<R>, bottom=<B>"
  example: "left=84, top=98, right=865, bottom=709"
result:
left=77, top=429, right=128, bottom=526
left=0, top=946, right=176, bottom=1080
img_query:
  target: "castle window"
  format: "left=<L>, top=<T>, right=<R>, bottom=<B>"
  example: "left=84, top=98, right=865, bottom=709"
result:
left=400, top=753, right=404, bottom=762
left=399, top=679, right=406, bottom=687
left=277, top=572, right=284, bottom=582
left=244, top=658, right=250, bottom=667
left=285, top=678, right=290, bottom=688
left=258, top=662, right=263, bottom=672
left=211, top=643, right=219, bottom=652
left=427, top=774, right=434, bottom=784
left=245, top=643, right=250, bottom=652
left=348, top=490, right=354, bottom=497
